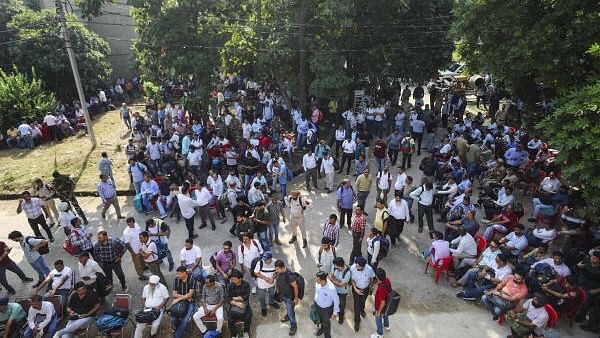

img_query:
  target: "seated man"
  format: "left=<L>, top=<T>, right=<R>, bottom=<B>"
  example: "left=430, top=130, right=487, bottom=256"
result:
left=525, top=222, right=557, bottom=248
left=456, top=254, right=512, bottom=301
left=482, top=204, right=519, bottom=241
left=449, top=227, right=478, bottom=270
left=0, top=297, right=26, bottom=338
left=453, top=239, right=502, bottom=287
left=134, top=275, right=169, bottom=338
left=192, top=275, right=225, bottom=335
left=170, top=267, right=195, bottom=338
left=505, top=293, right=549, bottom=338
left=528, top=185, right=569, bottom=221
left=226, top=269, right=252, bottom=337
left=179, top=239, right=208, bottom=284
left=55, top=281, right=100, bottom=337
left=481, top=270, right=529, bottom=320
left=445, top=209, right=478, bottom=242
left=24, top=295, right=57, bottom=338
left=532, top=251, right=570, bottom=279
left=422, top=231, right=450, bottom=263
left=33, top=259, right=73, bottom=306
left=483, top=187, right=515, bottom=220
left=499, top=224, right=529, bottom=258
left=140, top=174, right=167, bottom=217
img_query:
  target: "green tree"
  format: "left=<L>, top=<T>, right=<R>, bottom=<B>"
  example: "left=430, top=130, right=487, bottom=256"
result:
left=7, top=9, right=111, bottom=98
left=452, top=0, right=600, bottom=104
left=0, top=0, right=26, bottom=71
left=0, top=66, right=57, bottom=132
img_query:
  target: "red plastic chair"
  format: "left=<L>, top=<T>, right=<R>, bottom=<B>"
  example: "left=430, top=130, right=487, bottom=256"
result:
left=424, top=255, right=453, bottom=284
left=474, top=235, right=487, bottom=257
left=545, top=303, right=559, bottom=328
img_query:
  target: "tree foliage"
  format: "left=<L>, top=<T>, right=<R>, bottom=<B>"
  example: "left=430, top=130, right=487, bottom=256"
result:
left=5, top=8, right=111, bottom=99
left=452, top=0, right=600, bottom=103
left=0, top=66, right=57, bottom=132
left=537, top=80, right=600, bottom=221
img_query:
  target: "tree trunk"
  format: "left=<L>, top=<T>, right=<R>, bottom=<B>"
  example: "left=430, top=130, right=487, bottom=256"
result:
left=297, top=0, right=311, bottom=110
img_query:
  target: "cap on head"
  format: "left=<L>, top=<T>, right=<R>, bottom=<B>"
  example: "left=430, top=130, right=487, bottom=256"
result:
left=149, top=275, right=160, bottom=284
left=263, top=251, right=273, bottom=260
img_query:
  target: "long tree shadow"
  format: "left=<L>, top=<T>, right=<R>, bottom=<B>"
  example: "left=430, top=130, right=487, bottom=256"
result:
left=73, top=145, right=95, bottom=184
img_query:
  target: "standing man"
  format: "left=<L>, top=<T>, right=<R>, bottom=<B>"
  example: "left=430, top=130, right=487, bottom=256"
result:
left=16, top=191, right=54, bottom=242
left=32, top=178, right=58, bottom=227
left=373, top=137, right=387, bottom=174
left=177, top=183, right=200, bottom=240
left=8, top=231, right=49, bottom=288
left=238, top=234, right=263, bottom=294
left=140, top=231, right=167, bottom=286
left=97, top=174, right=123, bottom=219
left=195, top=182, right=217, bottom=231
left=336, top=179, right=354, bottom=229
left=43, top=112, right=58, bottom=141
left=93, top=231, right=127, bottom=291
left=321, top=153, right=336, bottom=193
left=122, top=217, right=146, bottom=280
left=371, top=268, right=392, bottom=338
left=275, top=260, right=300, bottom=336
left=314, top=140, right=330, bottom=179
left=120, top=103, right=131, bottom=130
left=253, top=252, right=280, bottom=317
left=314, top=271, right=340, bottom=338
left=339, top=137, right=356, bottom=175
left=98, top=152, right=116, bottom=187
left=133, top=276, right=169, bottom=338
left=52, top=171, right=87, bottom=225
left=287, top=191, right=308, bottom=248
left=0, top=240, right=33, bottom=294
left=409, top=181, right=435, bottom=233
left=386, top=128, right=402, bottom=166
left=355, top=169, right=372, bottom=210
left=303, top=149, right=319, bottom=190
left=411, top=115, right=426, bottom=156
left=127, top=158, right=147, bottom=195
left=400, top=132, right=416, bottom=169
left=387, top=192, right=410, bottom=246
left=376, top=166, right=392, bottom=205
left=350, top=256, right=374, bottom=333
left=350, top=206, right=367, bottom=265
left=329, top=257, right=351, bottom=324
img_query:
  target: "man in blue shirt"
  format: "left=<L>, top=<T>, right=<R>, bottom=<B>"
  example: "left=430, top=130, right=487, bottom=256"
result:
left=336, top=179, right=355, bottom=229
left=504, top=144, right=529, bottom=169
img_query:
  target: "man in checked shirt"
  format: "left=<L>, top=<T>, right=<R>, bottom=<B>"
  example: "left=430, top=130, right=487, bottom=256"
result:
left=93, top=231, right=127, bottom=291
left=349, top=206, right=367, bottom=265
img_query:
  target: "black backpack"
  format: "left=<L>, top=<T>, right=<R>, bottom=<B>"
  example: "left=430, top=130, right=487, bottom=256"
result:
left=286, top=271, right=305, bottom=300
left=25, top=236, right=49, bottom=255
left=250, top=257, right=263, bottom=278
left=382, top=283, right=401, bottom=316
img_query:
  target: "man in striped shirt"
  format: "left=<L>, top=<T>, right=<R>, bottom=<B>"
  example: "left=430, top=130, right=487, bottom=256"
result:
left=322, top=214, right=340, bottom=247
left=97, top=175, right=123, bottom=219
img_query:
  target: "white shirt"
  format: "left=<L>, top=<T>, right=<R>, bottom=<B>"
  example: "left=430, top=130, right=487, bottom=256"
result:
left=123, top=224, right=142, bottom=254
left=394, top=172, right=407, bottom=191
left=207, top=175, right=224, bottom=196
left=49, top=266, right=72, bottom=290
left=320, top=157, right=335, bottom=174
left=178, top=193, right=200, bottom=219
left=194, top=187, right=212, bottom=206
left=78, top=259, right=104, bottom=285
left=342, top=140, right=356, bottom=153
left=438, top=182, right=458, bottom=198
left=237, top=240, right=263, bottom=269
left=377, top=171, right=391, bottom=190
left=409, top=185, right=434, bottom=206
left=387, top=198, right=410, bottom=220
left=18, top=123, right=32, bottom=136
left=302, top=154, right=317, bottom=171
left=147, top=143, right=161, bottom=160
left=314, top=280, right=340, bottom=315
left=27, top=301, right=55, bottom=330
left=180, top=245, right=202, bottom=266
left=349, top=263, right=374, bottom=289
left=532, top=227, right=557, bottom=244
left=242, top=123, right=252, bottom=139
left=142, top=283, right=170, bottom=308
left=523, top=298, right=549, bottom=336
left=187, top=151, right=202, bottom=166
left=335, top=129, right=346, bottom=141
left=254, top=259, right=276, bottom=289
left=532, top=257, right=571, bottom=278
left=43, top=114, right=57, bottom=126
left=541, top=177, right=561, bottom=193
left=141, top=241, right=159, bottom=263
left=450, top=233, right=477, bottom=257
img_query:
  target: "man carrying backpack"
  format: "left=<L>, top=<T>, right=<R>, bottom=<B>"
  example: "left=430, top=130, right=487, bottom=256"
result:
left=275, top=260, right=301, bottom=336
left=400, top=133, right=416, bottom=169
left=329, top=257, right=351, bottom=324
left=371, top=268, right=393, bottom=338
left=367, top=228, right=389, bottom=270
left=253, top=252, right=280, bottom=317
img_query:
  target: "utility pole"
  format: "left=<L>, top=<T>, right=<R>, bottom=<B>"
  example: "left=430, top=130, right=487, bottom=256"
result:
left=55, top=0, right=97, bottom=147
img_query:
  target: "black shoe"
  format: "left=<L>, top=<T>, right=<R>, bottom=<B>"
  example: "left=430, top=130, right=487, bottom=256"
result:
left=354, top=324, right=360, bottom=332
left=302, top=239, right=307, bottom=248
left=315, top=328, right=324, bottom=336
left=270, top=302, right=280, bottom=309
left=6, top=287, right=15, bottom=295
left=338, top=316, right=344, bottom=324
left=288, top=236, right=297, bottom=244
left=122, top=284, right=128, bottom=291
left=230, top=230, right=237, bottom=237
left=49, top=237, right=55, bottom=243
left=22, top=277, right=34, bottom=283
left=199, top=224, right=207, bottom=229
left=418, top=227, right=423, bottom=233
left=191, top=234, right=198, bottom=239
left=456, top=292, right=464, bottom=298
left=261, top=309, right=267, bottom=317
left=289, top=327, right=297, bottom=336
left=492, top=314, right=499, bottom=321
left=211, top=224, right=216, bottom=231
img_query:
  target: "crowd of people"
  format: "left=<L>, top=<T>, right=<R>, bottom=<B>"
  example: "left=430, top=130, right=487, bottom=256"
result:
left=0, top=75, right=598, bottom=338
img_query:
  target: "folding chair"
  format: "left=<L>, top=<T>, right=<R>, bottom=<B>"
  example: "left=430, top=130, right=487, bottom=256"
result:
left=107, top=294, right=133, bottom=338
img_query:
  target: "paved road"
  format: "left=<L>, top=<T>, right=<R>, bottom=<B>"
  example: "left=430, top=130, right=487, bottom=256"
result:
left=0, top=148, right=590, bottom=338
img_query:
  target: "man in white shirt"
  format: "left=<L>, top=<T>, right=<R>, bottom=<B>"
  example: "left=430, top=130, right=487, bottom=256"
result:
left=77, top=252, right=104, bottom=287
left=133, top=275, right=169, bottom=338
left=409, top=181, right=435, bottom=233
left=179, top=239, right=207, bottom=283
left=303, top=149, right=318, bottom=190
left=25, top=295, right=57, bottom=338
left=320, top=153, right=336, bottom=193
left=387, top=193, right=410, bottom=246
left=34, top=260, right=72, bottom=306
left=314, top=271, right=340, bottom=338
left=254, top=252, right=280, bottom=316
left=140, top=231, right=167, bottom=286
left=531, top=251, right=570, bottom=279
left=123, top=217, right=146, bottom=280
left=393, top=167, right=407, bottom=196
left=540, top=172, right=561, bottom=193
left=43, top=113, right=58, bottom=141
left=18, top=121, right=34, bottom=149
left=339, top=138, right=356, bottom=175
left=334, top=125, right=346, bottom=157
left=195, top=182, right=217, bottom=231
left=177, top=184, right=199, bottom=240
left=376, top=166, right=392, bottom=204
left=526, top=222, right=557, bottom=247
left=238, top=234, right=263, bottom=294
left=450, top=227, right=477, bottom=269
left=146, top=138, right=162, bottom=175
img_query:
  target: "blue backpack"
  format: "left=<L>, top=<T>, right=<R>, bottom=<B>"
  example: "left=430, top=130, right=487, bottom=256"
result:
left=372, top=235, right=390, bottom=258
left=96, top=314, right=127, bottom=334
left=204, top=330, right=222, bottom=338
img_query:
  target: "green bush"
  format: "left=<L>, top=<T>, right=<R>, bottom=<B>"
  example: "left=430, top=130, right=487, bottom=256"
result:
left=0, top=66, right=57, bottom=132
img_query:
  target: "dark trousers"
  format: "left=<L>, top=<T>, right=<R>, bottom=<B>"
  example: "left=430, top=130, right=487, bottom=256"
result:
left=350, top=231, right=363, bottom=266
left=340, top=153, right=354, bottom=174
left=184, top=217, right=195, bottom=238
left=353, top=288, right=368, bottom=328
left=338, top=293, right=347, bottom=321
left=316, top=158, right=323, bottom=177
left=414, top=132, right=423, bottom=155
left=388, top=217, right=405, bottom=245
left=228, top=309, right=252, bottom=335
left=317, top=304, right=333, bottom=338
left=388, top=149, right=399, bottom=165
left=305, top=168, right=318, bottom=188
left=99, top=261, right=126, bottom=287
left=27, top=215, right=54, bottom=240
left=339, top=208, right=352, bottom=228
left=401, top=153, right=413, bottom=169
left=417, top=203, right=434, bottom=231
left=0, top=260, right=29, bottom=292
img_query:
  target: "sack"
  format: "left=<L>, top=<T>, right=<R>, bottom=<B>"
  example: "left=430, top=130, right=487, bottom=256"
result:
left=250, top=257, right=263, bottom=278
left=133, top=193, right=144, bottom=213
left=382, top=284, right=401, bottom=316
left=152, top=240, right=169, bottom=260
left=218, top=193, right=231, bottom=209
left=512, top=202, right=524, bottom=218
left=286, top=271, right=305, bottom=300
left=25, top=236, right=49, bottom=255
left=310, top=303, right=320, bottom=324
left=135, top=308, right=161, bottom=323
left=96, top=313, right=127, bottom=333
left=95, top=272, right=113, bottom=297
left=63, top=238, right=80, bottom=256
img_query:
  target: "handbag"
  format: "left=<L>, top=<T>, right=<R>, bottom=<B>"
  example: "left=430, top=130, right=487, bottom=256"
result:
left=310, top=303, right=320, bottom=324
left=135, top=308, right=161, bottom=323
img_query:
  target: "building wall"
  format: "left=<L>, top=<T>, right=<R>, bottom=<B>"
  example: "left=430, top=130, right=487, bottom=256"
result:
left=42, top=0, right=136, bottom=79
